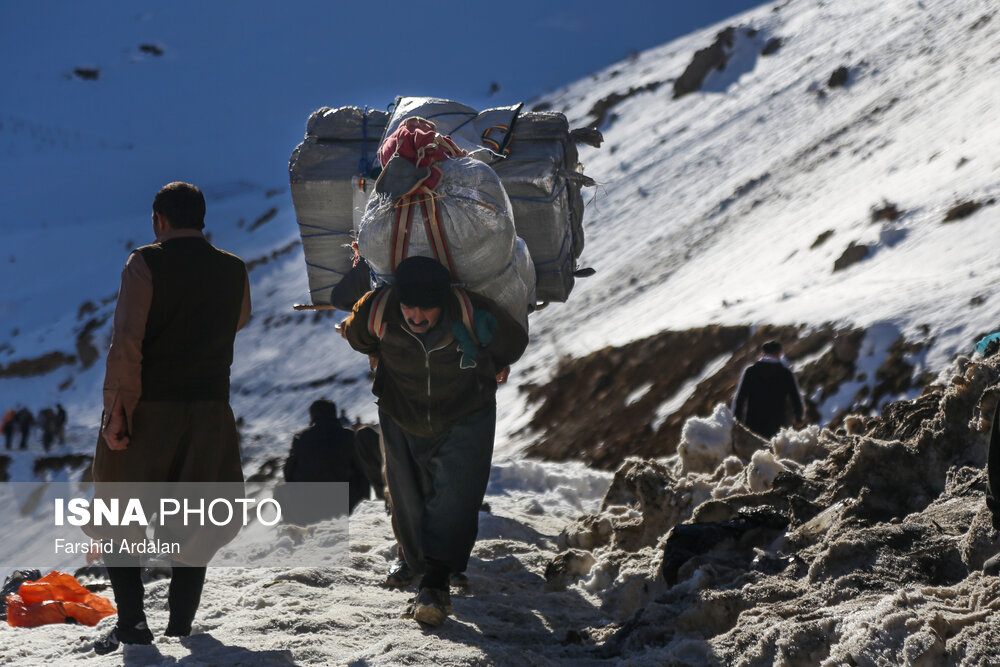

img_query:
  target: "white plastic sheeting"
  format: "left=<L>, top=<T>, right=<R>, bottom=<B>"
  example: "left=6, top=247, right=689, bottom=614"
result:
left=289, top=98, right=598, bottom=312
left=358, top=156, right=534, bottom=331
left=288, top=106, right=388, bottom=305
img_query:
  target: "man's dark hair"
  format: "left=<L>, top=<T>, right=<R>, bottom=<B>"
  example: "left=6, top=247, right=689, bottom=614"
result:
left=309, top=399, right=338, bottom=424
left=761, top=340, right=783, bottom=355
left=153, top=182, right=206, bottom=230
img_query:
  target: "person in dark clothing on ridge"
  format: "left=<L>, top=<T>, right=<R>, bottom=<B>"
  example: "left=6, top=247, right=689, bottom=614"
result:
left=284, top=398, right=370, bottom=513
left=13, top=407, right=34, bottom=449
left=1, top=408, right=14, bottom=450
left=982, top=400, right=1000, bottom=575
left=55, top=403, right=67, bottom=444
left=38, top=407, right=57, bottom=452
left=732, top=340, right=806, bottom=439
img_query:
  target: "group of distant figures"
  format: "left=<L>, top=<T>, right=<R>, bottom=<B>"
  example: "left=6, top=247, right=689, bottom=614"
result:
left=0, top=404, right=67, bottom=452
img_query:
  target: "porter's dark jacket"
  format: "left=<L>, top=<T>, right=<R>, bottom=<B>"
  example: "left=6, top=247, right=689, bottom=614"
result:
left=343, top=287, right=527, bottom=438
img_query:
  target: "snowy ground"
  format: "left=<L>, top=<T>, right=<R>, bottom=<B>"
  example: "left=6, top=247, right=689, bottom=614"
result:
left=1, top=459, right=615, bottom=666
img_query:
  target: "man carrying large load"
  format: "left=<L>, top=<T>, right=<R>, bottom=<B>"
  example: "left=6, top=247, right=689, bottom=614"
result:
left=340, top=256, right=527, bottom=627
left=291, top=96, right=599, bottom=626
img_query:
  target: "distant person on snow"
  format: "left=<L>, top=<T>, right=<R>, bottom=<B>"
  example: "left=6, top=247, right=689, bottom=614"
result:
left=89, top=181, right=251, bottom=655
left=340, top=256, right=527, bottom=627
left=283, top=398, right=370, bottom=514
left=731, top=340, right=805, bottom=439
left=1, top=408, right=14, bottom=450
left=983, top=400, right=1000, bottom=575
left=55, top=403, right=67, bottom=444
left=13, top=407, right=34, bottom=449
left=38, top=407, right=57, bottom=452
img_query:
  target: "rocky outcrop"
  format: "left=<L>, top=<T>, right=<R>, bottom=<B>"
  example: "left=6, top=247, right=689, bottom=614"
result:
left=524, top=323, right=925, bottom=470
left=674, top=27, right=737, bottom=99
left=547, top=350, right=1000, bottom=664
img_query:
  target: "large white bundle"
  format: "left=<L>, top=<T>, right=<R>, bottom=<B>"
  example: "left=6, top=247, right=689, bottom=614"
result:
left=466, top=238, right=535, bottom=331
left=288, top=106, right=387, bottom=305
left=358, top=156, right=517, bottom=288
left=493, top=111, right=593, bottom=302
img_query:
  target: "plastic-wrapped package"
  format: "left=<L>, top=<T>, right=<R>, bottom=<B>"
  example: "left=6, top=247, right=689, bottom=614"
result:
left=466, top=238, right=536, bottom=331
left=289, top=99, right=599, bottom=314
left=493, top=111, right=592, bottom=302
left=359, top=156, right=516, bottom=286
left=289, top=106, right=388, bottom=305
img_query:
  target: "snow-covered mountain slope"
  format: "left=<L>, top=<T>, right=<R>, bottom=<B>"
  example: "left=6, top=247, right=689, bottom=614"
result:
left=5, top=0, right=997, bottom=457
left=536, top=0, right=999, bottom=364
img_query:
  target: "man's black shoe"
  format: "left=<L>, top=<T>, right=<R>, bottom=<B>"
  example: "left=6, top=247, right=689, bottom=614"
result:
left=385, top=559, right=415, bottom=587
left=164, top=623, right=192, bottom=637
left=449, top=571, right=469, bottom=589
left=93, top=621, right=153, bottom=655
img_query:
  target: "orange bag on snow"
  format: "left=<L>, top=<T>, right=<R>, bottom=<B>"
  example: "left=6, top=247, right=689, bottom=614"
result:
left=6, top=571, right=116, bottom=627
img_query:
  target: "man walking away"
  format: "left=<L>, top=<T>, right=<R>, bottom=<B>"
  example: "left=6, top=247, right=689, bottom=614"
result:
left=1, top=409, right=14, bottom=450
left=91, top=182, right=251, bottom=655
left=55, top=403, right=67, bottom=444
left=341, top=256, right=527, bottom=627
left=732, top=340, right=805, bottom=439
left=39, top=407, right=57, bottom=452
left=14, top=407, right=34, bottom=450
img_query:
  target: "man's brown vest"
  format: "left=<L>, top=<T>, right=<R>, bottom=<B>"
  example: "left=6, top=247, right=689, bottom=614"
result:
left=137, top=237, right=246, bottom=401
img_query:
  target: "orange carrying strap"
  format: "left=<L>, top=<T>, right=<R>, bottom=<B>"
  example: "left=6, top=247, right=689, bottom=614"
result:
left=390, top=186, right=456, bottom=277
left=367, top=288, right=393, bottom=339
left=418, top=189, right=457, bottom=276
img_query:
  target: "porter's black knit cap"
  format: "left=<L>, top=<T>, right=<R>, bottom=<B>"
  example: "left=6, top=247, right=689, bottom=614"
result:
left=394, top=256, right=451, bottom=308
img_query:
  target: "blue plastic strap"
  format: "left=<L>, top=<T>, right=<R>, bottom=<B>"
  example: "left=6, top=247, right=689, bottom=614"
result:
left=975, top=332, right=1000, bottom=355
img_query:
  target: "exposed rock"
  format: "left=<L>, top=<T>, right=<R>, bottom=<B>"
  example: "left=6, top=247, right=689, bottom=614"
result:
left=33, top=454, right=93, bottom=479
left=810, top=229, right=834, bottom=248
left=871, top=200, right=904, bottom=222
left=246, top=239, right=301, bottom=271
left=0, top=351, right=76, bottom=379
left=585, top=81, right=663, bottom=128
left=248, top=207, right=279, bottom=231
left=524, top=323, right=914, bottom=468
left=827, top=65, right=850, bottom=88
left=556, top=352, right=1000, bottom=663
left=761, top=37, right=783, bottom=56
left=943, top=200, right=984, bottom=222
left=674, top=27, right=736, bottom=99
left=75, top=316, right=108, bottom=369
left=832, top=241, right=869, bottom=272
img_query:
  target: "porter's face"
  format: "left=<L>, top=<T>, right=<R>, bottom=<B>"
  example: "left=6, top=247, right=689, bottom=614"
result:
left=400, top=304, right=441, bottom=335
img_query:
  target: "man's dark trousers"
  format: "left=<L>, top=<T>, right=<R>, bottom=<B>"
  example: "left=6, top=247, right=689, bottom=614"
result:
left=379, top=406, right=495, bottom=575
